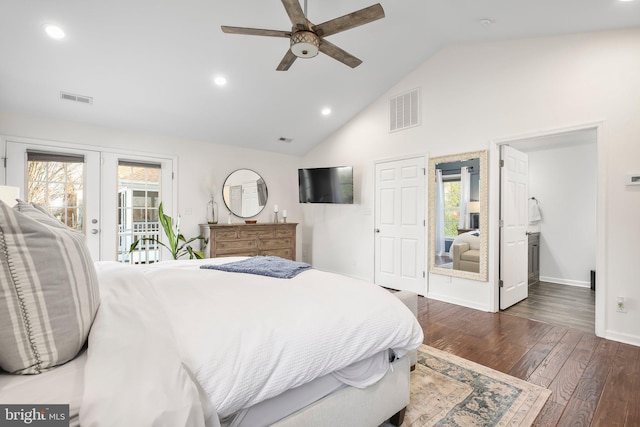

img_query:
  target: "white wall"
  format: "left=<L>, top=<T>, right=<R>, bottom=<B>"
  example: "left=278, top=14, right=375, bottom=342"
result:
left=527, top=142, right=597, bottom=287
left=0, top=111, right=303, bottom=258
left=302, top=28, right=640, bottom=345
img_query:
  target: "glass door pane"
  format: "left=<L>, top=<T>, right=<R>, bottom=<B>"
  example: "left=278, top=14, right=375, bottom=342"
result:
left=27, top=152, right=85, bottom=231
left=117, top=162, right=161, bottom=264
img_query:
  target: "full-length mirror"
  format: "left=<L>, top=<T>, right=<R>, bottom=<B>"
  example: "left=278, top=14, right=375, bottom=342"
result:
left=428, top=150, right=488, bottom=281
left=222, top=169, right=268, bottom=218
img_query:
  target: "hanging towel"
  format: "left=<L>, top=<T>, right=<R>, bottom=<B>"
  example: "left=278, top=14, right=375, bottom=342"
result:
left=529, top=199, right=542, bottom=224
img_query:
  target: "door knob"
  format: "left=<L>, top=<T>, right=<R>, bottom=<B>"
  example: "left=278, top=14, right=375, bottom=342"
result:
left=375, top=228, right=380, bottom=233
left=91, top=219, right=98, bottom=224
left=90, top=229, right=99, bottom=234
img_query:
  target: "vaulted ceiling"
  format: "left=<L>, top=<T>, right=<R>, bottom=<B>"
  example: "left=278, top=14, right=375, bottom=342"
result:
left=1, top=0, right=638, bottom=155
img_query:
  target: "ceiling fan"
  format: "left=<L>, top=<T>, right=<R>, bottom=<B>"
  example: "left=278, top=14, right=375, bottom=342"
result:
left=221, top=0, right=385, bottom=71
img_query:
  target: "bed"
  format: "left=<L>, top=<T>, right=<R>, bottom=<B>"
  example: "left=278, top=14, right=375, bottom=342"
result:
left=0, top=200, right=423, bottom=427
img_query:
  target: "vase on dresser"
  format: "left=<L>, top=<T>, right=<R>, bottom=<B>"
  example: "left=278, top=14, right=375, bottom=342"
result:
left=207, top=197, right=218, bottom=224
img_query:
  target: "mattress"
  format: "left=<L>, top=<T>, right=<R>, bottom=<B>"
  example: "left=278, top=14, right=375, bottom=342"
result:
left=0, top=349, right=390, bottom=427
left=224, top=350, right=390, bottom=427
left=0, top=349, right=86, bottom=427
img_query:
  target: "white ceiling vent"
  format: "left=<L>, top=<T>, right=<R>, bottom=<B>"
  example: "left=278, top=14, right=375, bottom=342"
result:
left=389, top=88, right=419, bottom=132
left=60, top=91, right=93, bottom=105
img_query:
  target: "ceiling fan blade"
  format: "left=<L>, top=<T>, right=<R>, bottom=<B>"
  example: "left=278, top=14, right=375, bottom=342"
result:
left=276, top=49, right=297, bottom=71
left=281, top=0, right=308, bottom=30
left=314, top=4, right=385, bottom=38
left=221, top=26, right=291, bottom=38
left=318, top=39, right=362, bottom=68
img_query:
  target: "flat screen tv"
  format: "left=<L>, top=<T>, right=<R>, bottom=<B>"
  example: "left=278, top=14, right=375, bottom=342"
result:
left=298, top=166, right=353, bottom=204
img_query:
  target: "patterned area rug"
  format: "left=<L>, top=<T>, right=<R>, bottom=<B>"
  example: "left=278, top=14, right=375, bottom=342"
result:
left=403, top=345, right=551, bottom=426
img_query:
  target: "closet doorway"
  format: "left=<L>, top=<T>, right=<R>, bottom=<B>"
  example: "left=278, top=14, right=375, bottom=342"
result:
left=499, top=128, right=597, bottom=333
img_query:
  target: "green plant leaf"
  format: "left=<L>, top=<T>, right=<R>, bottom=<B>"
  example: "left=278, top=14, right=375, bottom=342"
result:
left=128, top=202, right=206, bottom=261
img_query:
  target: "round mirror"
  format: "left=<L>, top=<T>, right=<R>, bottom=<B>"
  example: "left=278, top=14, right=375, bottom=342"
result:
left=222, top=169, right=268, bottom=218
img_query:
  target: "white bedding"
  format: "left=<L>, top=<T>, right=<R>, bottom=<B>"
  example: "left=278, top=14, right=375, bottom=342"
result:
left=0, top=351, right=86, bottom=427
left=81, top=258, right=423, bottom=426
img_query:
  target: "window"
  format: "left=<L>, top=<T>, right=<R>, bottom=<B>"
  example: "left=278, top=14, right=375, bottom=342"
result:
left=26, top=151, right=85, bottom=231
left=117, top=161, right=161, bottom=264
left=443, top=178, right=461, bottom=238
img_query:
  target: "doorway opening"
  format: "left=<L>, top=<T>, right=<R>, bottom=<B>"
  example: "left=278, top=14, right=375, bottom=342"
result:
left=498, top=127, right=598, bottom=333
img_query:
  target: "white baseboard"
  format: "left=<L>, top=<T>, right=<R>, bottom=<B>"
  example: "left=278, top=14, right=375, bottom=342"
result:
left=604, top=329, right=640, bottom=347
left=539, top=276, right=591, bottom=288
left=426, top=291, right=490, bottom=312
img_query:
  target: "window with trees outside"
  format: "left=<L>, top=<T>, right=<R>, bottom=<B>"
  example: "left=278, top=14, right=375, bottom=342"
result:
left=27, top=151, right=85, bottom=232
left=443, top=178, right=461, bottom=238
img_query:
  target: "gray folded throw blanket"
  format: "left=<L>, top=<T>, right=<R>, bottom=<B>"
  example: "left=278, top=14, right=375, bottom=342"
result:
left=200, top=256, right=312, bottom=279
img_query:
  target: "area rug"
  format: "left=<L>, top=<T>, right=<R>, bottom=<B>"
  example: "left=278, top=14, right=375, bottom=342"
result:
left=402, top=345, right=551, bottom=426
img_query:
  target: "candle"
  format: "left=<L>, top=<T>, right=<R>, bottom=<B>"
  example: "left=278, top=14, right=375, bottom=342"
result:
left=274, top=204, right=279, bottom=212
left=282, top=209, right=287, bottom=218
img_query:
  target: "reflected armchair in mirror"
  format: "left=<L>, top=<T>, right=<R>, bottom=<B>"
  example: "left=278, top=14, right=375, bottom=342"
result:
left=452, top=230, right=480, bottom=273
left=428, top=150, right=488, bottom=281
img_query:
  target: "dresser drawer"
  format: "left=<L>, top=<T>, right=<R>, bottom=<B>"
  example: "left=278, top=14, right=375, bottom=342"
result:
left=217, top=250, right=258, bottom=258
left=275, top=227, right=294, bottom=237
left=213, top=230, right=238, bottom=240
left=259, top=237, right=292, bottom=250
left=238, top=229, right=275, bottom=239
left=260, top=248, right=292, bottom=260
left=215, top=239, right=256, bottom=254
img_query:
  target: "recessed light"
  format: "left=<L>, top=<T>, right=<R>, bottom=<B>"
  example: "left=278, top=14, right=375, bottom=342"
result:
left=214, top=76, right=227, bottom=86
left=44, top=25, right=65, bottom=40
left=321, top=107, right=331, bottom=116
left=479, top=18, right=495, bottom=26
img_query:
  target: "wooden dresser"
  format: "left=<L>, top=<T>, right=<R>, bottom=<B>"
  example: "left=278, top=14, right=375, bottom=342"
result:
left=200, top=223, right=297, bottom=261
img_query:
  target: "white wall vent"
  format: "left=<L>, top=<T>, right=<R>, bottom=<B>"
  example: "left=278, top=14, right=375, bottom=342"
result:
left=60, top=91, right=93, bottom=105
left=389, top=88, right=420, bottom=132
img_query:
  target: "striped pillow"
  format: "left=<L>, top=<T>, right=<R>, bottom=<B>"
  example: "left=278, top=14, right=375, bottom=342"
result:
left=14, top=200, right=69, bottom=229
left=0, top=201, right=100, bottom=374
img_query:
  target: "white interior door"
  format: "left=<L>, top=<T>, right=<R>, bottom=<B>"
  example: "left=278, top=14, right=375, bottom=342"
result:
left=374, top=157, right=426, bottom=294
left=500, top=145, right=529, bottom=309
left=241, top=181, right=259, bottom=217
left=5, top=141, right=101, bottom=260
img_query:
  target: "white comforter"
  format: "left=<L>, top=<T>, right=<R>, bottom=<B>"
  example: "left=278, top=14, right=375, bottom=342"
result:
left=81, top=258, right=423, bottom=426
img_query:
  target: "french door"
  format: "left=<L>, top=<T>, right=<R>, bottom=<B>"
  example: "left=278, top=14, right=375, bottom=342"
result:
left=5, top=140, right=174, bottom=262
left=5, top=141, right=102, bottom=259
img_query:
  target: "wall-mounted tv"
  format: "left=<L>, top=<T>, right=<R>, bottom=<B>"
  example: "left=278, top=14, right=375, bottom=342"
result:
left=298, top=166, right=353, bottom=204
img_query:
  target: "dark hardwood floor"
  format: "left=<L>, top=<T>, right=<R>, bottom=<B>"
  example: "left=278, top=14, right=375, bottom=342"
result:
left=416, top=296, right=640, bottom=426
left=502, top=281, right=595, bottom=334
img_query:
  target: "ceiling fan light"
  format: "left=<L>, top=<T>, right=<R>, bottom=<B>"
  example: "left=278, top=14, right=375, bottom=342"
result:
left=290, top=31, right=320, bottom=58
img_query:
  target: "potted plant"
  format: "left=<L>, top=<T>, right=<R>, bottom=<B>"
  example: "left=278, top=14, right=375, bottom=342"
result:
left=129, top=202, right=207, bottom=260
